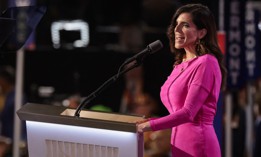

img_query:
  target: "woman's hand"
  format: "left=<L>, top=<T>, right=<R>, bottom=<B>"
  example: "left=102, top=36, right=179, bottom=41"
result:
left=136, top=119, right=152, bottom=133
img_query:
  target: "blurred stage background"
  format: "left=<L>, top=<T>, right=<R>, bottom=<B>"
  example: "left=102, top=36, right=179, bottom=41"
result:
left=0, top=0, right=261, bottom=157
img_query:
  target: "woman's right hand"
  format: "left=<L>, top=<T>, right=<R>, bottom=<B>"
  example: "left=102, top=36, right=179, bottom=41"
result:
left=136, top=119, right=152, bottom=133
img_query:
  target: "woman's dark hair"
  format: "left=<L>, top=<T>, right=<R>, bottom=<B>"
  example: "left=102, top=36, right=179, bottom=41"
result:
left=167, top=3, right=227, bottom=90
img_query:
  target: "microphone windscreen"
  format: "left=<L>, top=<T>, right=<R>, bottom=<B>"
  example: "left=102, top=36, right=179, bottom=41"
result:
left=148, top=40, right=163, bottom=54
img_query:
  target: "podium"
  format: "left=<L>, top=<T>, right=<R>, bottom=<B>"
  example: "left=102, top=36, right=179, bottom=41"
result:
left=17, top=103, right=144, bottom=157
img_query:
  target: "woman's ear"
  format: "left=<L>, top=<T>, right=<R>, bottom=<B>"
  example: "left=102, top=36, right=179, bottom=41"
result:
left=198, top=28, right=207, bottom=39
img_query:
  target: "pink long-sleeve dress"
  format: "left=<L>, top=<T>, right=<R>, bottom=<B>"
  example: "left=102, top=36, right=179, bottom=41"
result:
left=150, top=54, right=221, bottom=157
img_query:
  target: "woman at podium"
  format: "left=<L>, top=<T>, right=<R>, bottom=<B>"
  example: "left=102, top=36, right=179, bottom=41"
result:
left=137, top=3, right=227, bottom=157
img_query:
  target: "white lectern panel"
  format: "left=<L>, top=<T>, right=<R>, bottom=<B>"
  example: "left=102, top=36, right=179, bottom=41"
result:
left=26, top=121, right=141, bottom=157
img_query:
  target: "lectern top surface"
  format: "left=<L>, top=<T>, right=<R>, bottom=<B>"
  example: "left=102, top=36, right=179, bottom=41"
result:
left=61, top=108, right=144, bottom=123
left=17, top=103, right=144, bottom=132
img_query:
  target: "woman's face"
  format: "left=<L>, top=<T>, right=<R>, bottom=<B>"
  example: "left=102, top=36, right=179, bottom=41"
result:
left=174, top=13, right=201, bottom=52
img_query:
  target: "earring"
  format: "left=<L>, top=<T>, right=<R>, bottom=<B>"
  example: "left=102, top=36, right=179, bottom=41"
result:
left=196, top=39, right=206, bottom=54
left=196, top=39, right=201, bottom=53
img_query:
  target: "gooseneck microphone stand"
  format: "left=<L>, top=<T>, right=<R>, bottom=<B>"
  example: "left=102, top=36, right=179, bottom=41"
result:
left=74, top=60, right=141, bottom=117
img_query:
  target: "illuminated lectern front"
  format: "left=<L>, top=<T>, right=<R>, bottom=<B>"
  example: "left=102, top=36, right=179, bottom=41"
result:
left=17, top=103, right=144, bottom=157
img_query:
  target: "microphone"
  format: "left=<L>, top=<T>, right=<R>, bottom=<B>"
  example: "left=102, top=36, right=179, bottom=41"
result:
left=123, top=40, right=163, bottom=64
